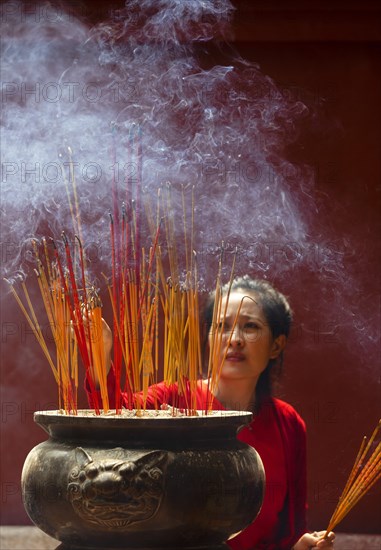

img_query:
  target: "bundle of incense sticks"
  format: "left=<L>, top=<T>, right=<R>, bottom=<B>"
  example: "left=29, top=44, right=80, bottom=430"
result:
left=324, top=420, right=381, bottom=536
left=6, top=240, right=79, bottom=413
left=7, top=192, right=233, bottom=415
left=7, top=134, right=236, bottom=415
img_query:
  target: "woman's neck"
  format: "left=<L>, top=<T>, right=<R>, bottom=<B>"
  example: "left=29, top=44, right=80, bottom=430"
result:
left=213, top=377, right=258, bottom=412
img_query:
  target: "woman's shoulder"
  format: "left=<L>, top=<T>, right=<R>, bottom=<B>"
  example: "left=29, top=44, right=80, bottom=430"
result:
left=269, top=397, right=306, bottom=431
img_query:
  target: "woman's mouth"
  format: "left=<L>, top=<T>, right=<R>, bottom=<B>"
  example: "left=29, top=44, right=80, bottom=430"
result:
left=226, top=352, right=245, bottom=362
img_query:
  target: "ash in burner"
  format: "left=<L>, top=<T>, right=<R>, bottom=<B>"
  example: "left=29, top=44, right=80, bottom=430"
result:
left=42, top=408, right=251, bottom=418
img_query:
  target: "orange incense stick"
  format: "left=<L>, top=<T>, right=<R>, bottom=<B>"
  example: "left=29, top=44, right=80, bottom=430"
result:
left=324, top=420, right=381, bottom=536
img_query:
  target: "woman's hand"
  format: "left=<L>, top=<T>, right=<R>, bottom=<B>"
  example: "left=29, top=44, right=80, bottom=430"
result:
left=293, top=531, right=335, bottom=549
left=101, top=317, right=113, bottom=363
left=80, top=313, right=113, bottom=388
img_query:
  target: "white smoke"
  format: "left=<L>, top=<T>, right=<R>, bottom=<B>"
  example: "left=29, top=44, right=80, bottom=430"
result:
left=1, top=0, right=379, bottom=354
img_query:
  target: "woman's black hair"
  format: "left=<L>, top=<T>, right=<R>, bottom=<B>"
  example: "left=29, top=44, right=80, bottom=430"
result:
left=203, top=275, right=293, bottom=413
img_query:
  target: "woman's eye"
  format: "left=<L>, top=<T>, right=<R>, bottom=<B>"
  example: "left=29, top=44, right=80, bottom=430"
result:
left=245, top=322, right=259, bottom=331
left=213, top=321, right=225, bottom=332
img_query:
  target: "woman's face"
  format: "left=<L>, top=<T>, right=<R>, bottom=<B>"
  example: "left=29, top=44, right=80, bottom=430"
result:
left=209, top=290, right=285, bottom=383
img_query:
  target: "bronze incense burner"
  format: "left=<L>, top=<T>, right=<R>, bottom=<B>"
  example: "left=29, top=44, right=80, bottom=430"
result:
left=22, top=410, right=265, bottom=549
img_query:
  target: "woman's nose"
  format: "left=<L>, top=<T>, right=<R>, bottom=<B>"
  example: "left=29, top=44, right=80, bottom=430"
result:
left=230, top=326, right=244, bottom=346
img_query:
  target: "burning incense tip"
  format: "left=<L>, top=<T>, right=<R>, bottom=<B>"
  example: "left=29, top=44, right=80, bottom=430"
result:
left=61, top=232, right=69, bottom=246
left=75, top=235, right=83, bottom=248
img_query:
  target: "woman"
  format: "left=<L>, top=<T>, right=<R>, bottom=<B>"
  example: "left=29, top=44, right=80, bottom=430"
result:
left=202, top=276, right=334, bottom=549
left=87, top=276, right=335, bottom=549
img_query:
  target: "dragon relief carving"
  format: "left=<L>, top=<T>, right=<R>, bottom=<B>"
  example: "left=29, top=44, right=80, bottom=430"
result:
left=67, top=448, right=168, bottom=528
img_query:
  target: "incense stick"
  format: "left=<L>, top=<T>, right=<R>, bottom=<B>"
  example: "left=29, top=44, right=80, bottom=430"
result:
left=324, top=420, right=381, bottom=536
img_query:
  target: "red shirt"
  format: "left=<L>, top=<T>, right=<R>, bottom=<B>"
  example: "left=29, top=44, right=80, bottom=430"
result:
left=228, top=403, right=287, bottom=548
left=86, top=371, right=307, bottom=548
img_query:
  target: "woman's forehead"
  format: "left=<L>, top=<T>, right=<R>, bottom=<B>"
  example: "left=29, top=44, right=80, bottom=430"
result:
left=221, top=291, right=263, bottom=316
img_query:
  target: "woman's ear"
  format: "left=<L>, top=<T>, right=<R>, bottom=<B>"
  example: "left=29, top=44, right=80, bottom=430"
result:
left=270, top=334, right=287, bottom=359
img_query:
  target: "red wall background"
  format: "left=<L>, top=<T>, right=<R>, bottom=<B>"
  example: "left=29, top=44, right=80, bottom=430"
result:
left=1, top=0, right=380, bottom=533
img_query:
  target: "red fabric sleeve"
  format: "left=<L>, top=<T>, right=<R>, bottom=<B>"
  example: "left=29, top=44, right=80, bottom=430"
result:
left=293, top=412, right=308, bottom=538
left=272, top=399, right=307, bottom=549
left=84, top=365, right=195, bottom=410
left=84, top=366, right=122, bottom=409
